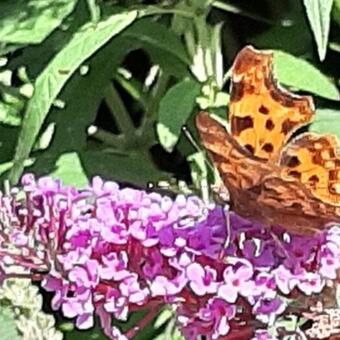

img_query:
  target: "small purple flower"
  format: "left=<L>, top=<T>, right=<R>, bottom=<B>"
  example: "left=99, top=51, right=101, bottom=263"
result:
left=186, top=263, right=218, bottom=296
left=253, top=296, right=286, bottom=316
left=150, top=273, right=187, bottom=297
left=100, top=252, right=130, bottom=281
left=218, top=259, right=254, bottom=303
left=319, top=241, right=340, bottom=279
left=198, top=298, right=235, bottom=339
left=273, top=265, right=299, bottom=295
left=296, top=271, right=325, bottom=295
left=68, top=260, right=99, bottom=288
left=252, top=329, right=275, bottom=340
left=61, top=289, right=94, bottom=329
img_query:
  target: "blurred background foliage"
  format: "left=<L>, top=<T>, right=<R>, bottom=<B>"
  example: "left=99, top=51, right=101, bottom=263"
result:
left=0, top=0, right=339, bottom=338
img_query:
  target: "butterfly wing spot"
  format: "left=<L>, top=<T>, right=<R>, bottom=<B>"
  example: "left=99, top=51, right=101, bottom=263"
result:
left=262, top=143, right=274, bottom=153
left=231, top=81, right=245, bottom=102
left=269, top=89, right=295, bottom=107
left=265, top=119, right=275, bottom=130
left=284, top=155, right=301, bottom=168
left=288, top=170, right=302, bottom=179
left=258, top=105, right=269, bottom=115
left=309, top=175, right=320, bottom=184
left=281, top=119, right=297, bottom=135
left=244, top=144, right=255, bottom=154
left=231, top=116, right=254, bottom=137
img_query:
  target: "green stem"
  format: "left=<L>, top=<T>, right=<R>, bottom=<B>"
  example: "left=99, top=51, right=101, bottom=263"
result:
left=88, top=125, right=126, bottom=149
left=138, top=6, right=195, bottom=19
left=212, top=1, right=274, bottom=25
left=140, top=71, right=170, bottom=132
left=104, top=84, right=135, bottom=137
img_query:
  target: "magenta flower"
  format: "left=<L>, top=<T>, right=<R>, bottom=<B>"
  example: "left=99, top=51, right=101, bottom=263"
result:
left=217, top=259, right=254, bottom=303
left=186, top=263, right=218, bottom=296
left=0, top=174, right=339, bottom=339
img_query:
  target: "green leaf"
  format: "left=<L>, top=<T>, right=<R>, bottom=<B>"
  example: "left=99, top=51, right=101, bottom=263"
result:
left=45, top=36, right=135, bottom=153
left=0, top=124, right=19, bottom=163
left=50, top=152, right=88, bottom=188
left=273, top=50, right=340, bottom=101
left=122, top=19, right=190, bottom=65
left=86, top=0, right=101, bottom=23
left=0, top=0, right=78, bottom=45
left=156, top=78, right=201, bottom=152
left=310, top=108, right=340, bottom=139
left=303, top=0, right=334, bottom=61
left=9, top=10, right=138, bottom=184
left=0, top=306, right=21, bottom=340
left=333, top=0, right=340, bottom=26
left=80, top=150, right=170, bottom=186
left=251, top=1, right=312, bottom=56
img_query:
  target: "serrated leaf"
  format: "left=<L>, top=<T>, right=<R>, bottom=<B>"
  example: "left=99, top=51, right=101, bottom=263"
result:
left=303, top=0, right=334, bottom=61
left=0, top=0, right=78, bottom=45
left=274, top=50, right=340, bottom=101
left=9, top=10, right=137, bottom=184
left=0, top=306, right=21, bottom=340
left=310, top=108, right=340, bottom=138
left=157, top=78, right=201, bottom=152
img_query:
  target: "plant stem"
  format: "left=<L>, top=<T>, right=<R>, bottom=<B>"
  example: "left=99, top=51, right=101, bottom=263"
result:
left=124, top=305, right=162, bottom=339
left=88, top=125, right=126, bottom=149
left=212, top=1, right=274, bottom=25
left=104, top=83, right=135, bottom=138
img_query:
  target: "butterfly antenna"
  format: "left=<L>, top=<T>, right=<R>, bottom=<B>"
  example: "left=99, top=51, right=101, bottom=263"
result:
left=181, top=125, right=215, bottom=173
left=269, top=229, right=292, bottom=260
left=219, top=205, right=231, bottom=261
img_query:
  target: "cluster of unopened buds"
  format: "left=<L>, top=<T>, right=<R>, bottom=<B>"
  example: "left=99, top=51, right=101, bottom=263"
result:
left=0, top=174, right=339, bottom=339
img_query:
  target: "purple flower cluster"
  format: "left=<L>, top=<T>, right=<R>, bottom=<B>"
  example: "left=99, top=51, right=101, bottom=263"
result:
left=0, top=174, right=339, bottom=339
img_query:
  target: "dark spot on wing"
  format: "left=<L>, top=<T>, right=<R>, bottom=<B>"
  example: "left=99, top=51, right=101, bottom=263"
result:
left=230, top=81, right=244, bottom=102
left=231, top=116, right=254, bottom=136
left=265, top=119, right=274, bottom=130
left=308, top=175, right=319, bottom=183
left=258, top=105, right=269, bottom=115
left=281, top=119, right=296, bottom=135
left=329, top=170, right=338, bottom=181
left=270, top=90, right=294, bottom=107
left=244, top=144, right=255, bottom=154
left=288, top=170, right=301, bottom=179
left=312, top=152, right=323, bottom=165
left=285, top=155, right=301, bottom=168
left=262, top=143, right=274, bottom=153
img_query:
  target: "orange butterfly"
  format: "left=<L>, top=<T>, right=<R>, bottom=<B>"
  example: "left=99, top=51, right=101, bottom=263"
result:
left=196, top=46, right=340, bottom=235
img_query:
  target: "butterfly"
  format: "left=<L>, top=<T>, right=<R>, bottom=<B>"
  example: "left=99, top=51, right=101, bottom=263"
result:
left=196, top=46, right=340, bottom=235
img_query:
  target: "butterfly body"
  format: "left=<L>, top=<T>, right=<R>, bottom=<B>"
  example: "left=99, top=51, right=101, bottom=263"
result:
left=196, top=46, right=340, bottom=235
